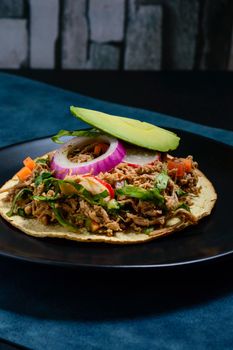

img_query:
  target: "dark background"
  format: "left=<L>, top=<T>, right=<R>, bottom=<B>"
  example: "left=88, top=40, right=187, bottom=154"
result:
left=0, top=0, right=233, bottom=70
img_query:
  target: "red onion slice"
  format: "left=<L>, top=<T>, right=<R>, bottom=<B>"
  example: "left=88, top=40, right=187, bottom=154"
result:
left=51, top=135, right=126, bottom=179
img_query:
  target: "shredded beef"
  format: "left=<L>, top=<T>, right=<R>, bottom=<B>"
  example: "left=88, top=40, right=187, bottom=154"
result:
left=126, top=213, right=165, bottom=227
left=4, top=152, right=201, bottom=236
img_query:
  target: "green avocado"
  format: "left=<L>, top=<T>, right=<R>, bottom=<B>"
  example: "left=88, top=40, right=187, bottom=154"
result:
left=70, top=106, right=180, bottom=152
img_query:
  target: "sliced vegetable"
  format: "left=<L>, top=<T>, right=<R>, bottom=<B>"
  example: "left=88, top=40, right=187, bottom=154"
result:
left=16, top=166, right=32, bottom=182
left=78, top=176, right=113, bottom=197
left=70, top=106, right=180, bottom=151
left=123, top=148, right=160, bottom=167
left=23, top=157, right=36, bottom=170
left=51, top=135, right=126, bottom=179
left=59, top=179, right=108, bottom=206
left=123, top=162, right=140, bottom=168
left=92, top=177, right=115, bottom=199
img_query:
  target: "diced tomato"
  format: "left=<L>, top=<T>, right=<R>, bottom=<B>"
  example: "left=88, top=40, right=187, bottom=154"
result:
left=167, top=158, right=192, bottom=177
left=183, top=158, right=192, bottom=172
left=167, top=160, right=185, bottom=177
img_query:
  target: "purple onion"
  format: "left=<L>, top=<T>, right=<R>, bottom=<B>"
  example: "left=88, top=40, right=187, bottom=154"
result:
left=50, top=136, right=126, bottom=179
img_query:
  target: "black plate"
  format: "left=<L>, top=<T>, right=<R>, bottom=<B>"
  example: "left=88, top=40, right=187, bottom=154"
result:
left=0, top=132, right=232, bottom=269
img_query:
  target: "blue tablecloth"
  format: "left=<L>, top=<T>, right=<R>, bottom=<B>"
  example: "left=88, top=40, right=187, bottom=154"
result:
left=0, top=73, right=232, bottom=350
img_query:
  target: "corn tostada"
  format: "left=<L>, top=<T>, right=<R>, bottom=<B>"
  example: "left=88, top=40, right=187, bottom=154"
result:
left=0, top=107, right=217, bottom=244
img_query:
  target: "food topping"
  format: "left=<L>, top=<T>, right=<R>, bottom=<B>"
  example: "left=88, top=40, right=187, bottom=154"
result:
left=5, top=149, right=200, bottom=236
left=50, top=135, right=126, bottom=179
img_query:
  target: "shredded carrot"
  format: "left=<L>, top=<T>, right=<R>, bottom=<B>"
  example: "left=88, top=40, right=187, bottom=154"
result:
left=23, top=157, right=36, bottom=170
left=94, top=143, right=108, bottom=156
left=16, top=166, right=32, bottom=181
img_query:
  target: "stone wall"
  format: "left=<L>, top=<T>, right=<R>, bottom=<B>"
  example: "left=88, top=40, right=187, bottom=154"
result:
left=0, top=0, right=232, bottom=70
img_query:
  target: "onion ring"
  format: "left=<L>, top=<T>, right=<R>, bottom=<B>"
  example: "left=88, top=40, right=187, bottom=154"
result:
left=51, top=136, right=126, bottom=179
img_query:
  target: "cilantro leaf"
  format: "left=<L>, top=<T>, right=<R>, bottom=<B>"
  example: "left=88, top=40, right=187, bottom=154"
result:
left=6, top=188, right=32, bottom=217
left=34, top=172, right=53, bottom=187
left=116, top=185, right=164, bottom=205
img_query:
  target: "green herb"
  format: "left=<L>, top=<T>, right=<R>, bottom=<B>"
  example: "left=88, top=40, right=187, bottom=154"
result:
left=106, top=199, right=120, bottom=210
left=35, top=158, right=48, bottom=165
left=34, top=172, right=53, bottom=187
left=92, top=190, right=109, bottom=201
left=49, top=202, right=78, bottom=232
left=176, top=188, right=187, bottom=197
left=176, top=202, right=191, bottom=212
left=143, top=227, right=155, bottom=234
left=85, top=218, right=92, bottom=230
left=155, top=172, right=170, bottom=191
left=52, top=128, right=99, bottom=144
left=75, top=214, right=86, bottom=221
left=116, top=185, right=164, bottom=205
left=6, top=188, right=32, bottom=217
left=32, top=194, right=61, bottom=202
left=60, top=180, right=110, bottom=207
left=17, top=208, right=26, bottom=217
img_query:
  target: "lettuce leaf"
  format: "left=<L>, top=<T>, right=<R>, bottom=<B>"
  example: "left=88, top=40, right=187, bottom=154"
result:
left=51, top=129, right=99, bottom=144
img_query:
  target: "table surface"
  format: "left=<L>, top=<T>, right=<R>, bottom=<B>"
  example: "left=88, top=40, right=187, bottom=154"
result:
left=6, top=70, right=233, bottom=131
left=0, top=70, right=232, bottom=350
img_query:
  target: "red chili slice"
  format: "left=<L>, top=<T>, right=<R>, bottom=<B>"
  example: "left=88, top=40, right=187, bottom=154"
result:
left=82, top=175, right=115, bottom=199
left=123, top=162, right=140, bottom=168
left=94, top=177, right=115, bottom=199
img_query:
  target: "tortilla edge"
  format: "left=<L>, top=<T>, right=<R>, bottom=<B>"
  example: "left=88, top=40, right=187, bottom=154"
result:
left=0, top=169, right=217, bottom=245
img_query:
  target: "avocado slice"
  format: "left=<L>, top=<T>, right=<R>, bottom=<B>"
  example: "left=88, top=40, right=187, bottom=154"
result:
left=70, top=106, right=180, bottom=152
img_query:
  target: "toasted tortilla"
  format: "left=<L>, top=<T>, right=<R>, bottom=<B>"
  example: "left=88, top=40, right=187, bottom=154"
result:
left=0, top=165, right=217, bottom=244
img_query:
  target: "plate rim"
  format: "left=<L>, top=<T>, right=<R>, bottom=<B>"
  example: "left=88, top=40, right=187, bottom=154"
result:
left=0, top=133, right=232, bottom=269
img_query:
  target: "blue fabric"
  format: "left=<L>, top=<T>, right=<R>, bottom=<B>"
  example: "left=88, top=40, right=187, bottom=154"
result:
left=0, top=72, right=232, bottom=350
left=0, top=73, right=232, bottom=148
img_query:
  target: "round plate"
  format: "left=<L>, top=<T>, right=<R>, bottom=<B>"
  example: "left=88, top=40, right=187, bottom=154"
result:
left=0, top=131, right=232, bottom=269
